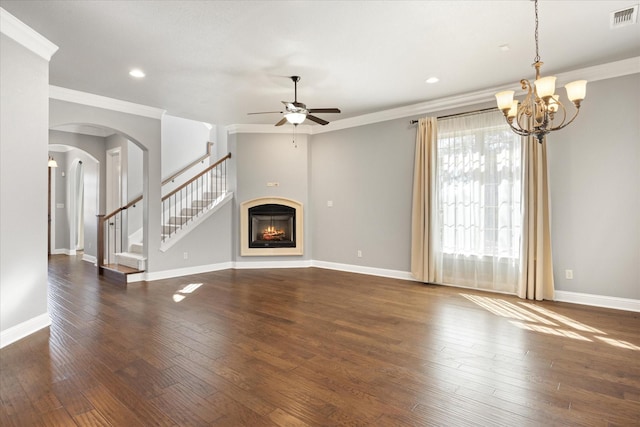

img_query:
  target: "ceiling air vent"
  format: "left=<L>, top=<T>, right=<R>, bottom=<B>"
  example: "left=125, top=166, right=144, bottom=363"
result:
left=610, top=5, right=638, bottom=29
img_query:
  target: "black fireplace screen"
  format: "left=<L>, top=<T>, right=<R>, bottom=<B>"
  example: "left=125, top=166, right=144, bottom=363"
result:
left=248, top=204, right=296, bottom=248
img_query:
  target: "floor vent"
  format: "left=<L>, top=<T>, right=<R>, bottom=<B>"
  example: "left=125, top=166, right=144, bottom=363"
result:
left=610, top=5, right=638, bottom=29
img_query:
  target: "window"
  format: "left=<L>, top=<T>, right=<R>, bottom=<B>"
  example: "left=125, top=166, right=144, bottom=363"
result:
left=434, top=111, right=522, bottom=292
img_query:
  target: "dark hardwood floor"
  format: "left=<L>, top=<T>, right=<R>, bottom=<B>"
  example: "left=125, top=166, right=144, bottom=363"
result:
left=1, top=255, right=639, bottom=426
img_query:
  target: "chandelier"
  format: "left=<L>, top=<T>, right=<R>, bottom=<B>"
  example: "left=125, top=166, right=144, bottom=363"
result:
left=495, top=0, right=587, bottom=143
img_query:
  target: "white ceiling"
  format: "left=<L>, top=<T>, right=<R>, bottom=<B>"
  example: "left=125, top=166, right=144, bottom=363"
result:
left=2, top=1, right=639, bottom=126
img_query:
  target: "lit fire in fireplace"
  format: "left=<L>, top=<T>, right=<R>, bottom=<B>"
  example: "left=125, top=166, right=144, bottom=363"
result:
left=262, top=226, right=285, bottom=241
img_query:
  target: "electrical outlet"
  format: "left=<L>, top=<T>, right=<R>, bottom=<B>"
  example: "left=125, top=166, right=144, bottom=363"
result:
left=357, top=250, right=362, bottom=258
left=183, top=252, right=188, bottom=260
left=327, top=200, right=333, bottom=207
left=565, top=269, right=573, bottom=279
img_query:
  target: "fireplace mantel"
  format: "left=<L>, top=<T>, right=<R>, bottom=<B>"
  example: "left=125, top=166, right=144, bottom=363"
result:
left=240, top=197, right=303, bottom=256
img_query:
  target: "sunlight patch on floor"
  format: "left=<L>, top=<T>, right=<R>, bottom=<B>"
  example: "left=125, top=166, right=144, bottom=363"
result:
left=595, top=336, right=640, bottom=351
left=173, top=283, right=203, bottom=303
left=460, top=293, right=638, bottom=351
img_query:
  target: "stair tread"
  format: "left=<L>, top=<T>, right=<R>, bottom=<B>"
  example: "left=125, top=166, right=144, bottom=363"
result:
left=103, top=264, right=143, bottom=275
left=115, top=252, right=147, bottom=260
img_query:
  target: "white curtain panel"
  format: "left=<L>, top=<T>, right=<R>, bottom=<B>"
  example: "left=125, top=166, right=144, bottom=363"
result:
left=433, top=111, right=522, bottom=294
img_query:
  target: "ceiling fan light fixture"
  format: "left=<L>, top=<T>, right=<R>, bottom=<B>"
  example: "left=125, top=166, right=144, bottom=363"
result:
left=285, top=112, right=306, bottom=125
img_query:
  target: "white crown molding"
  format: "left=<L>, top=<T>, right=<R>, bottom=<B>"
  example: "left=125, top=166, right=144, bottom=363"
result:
left=312, top=89, right=497, bottom=134
left=230, top=57, right=640, bottom=136
left=0, top=312, right=51, bottom=349
left=316, top=57, right=640, bottom=134
left=227, top=123, right=312, bottom=135
left=0, top=7, right=58, bottom=61
left=555, top=56, right=640, bottom=86
left=49, top=85, right=166, bottom=120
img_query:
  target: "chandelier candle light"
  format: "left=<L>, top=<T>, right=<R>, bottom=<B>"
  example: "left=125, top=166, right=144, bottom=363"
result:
left=495, top=0, right=587, bottom=143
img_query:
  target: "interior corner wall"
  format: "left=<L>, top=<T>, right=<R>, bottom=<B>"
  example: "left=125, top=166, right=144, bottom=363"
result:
left=0, top=34, right=50, bottom=336
left=231, top=131, right=311, bottom=262
left=162, top=114, right=211, bottom=178
left=547, top=73, right=640, bottom=300
left=49, top=151, right=70, bottom=252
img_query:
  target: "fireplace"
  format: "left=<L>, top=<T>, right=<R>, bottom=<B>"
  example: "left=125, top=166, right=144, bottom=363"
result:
left=240, top=197, right=303, bottom=256
left=249, top=204, right=295, bottom=248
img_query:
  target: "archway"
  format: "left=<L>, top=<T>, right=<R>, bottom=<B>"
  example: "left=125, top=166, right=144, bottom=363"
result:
left=49, top=123, right=146, bottom=266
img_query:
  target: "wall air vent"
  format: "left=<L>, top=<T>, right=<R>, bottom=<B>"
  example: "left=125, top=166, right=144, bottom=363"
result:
left=610, top=5, right=638, bottom=29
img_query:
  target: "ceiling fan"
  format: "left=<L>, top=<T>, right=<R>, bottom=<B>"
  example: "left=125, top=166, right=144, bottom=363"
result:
left=248, top=76, right=341, bottom=126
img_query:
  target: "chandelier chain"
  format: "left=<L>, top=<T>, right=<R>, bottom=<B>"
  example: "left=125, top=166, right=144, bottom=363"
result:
left=534, top=0, right=540, bottom=63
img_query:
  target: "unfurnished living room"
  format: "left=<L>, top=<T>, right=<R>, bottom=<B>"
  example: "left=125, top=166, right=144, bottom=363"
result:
left=1, top=1, right=639, bottom=426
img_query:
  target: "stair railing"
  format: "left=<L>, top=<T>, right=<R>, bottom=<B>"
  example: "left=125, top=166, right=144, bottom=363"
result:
left=161, top=152, right=231, bottom=242
left=162, top=141, right=214, bottom=186
left=97, top=145, right=229, bottom=275
left=97, top=195, right=142, bottom=272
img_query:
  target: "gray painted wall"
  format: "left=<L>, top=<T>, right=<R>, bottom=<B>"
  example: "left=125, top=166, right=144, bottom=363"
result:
left=153, top=202, right=233, bottom=270
left=127, top=139, right=144, bottom=236
left=49, top=131, right=106, bottom=258
left=231, top=131, right=311, bottom=262
left=0, top=34, right=50, bottom=332
left=547, top=73, right=640, bottom=299
left=310, top=120, right=416, bottom=270
left=49, top=151, right=69, bottom=251
left=162, top=114, right=214, bottom=194
left=71, top=149, right=99, bottom=258
left=162, top=114, right=211, bottom=176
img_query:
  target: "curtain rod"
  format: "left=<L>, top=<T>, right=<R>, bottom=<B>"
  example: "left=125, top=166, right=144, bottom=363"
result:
left=410, top=107, right=498, bottom=124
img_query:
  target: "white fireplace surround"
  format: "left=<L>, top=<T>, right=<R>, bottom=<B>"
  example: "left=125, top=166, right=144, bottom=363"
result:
left=240, top=197, right=303, bottom=256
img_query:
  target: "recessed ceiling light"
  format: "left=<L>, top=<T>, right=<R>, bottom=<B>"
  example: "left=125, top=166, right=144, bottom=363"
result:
left=425, top=77, right=439, bottom=84
left=499, top=44, right=510, bottom=52
left=129, top=68, right=145, bottom=78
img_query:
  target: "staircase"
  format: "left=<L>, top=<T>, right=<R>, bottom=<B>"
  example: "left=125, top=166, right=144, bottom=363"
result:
left=115, top=242, right=145, bottom=271
left=98, top=151, right=231, bottom=283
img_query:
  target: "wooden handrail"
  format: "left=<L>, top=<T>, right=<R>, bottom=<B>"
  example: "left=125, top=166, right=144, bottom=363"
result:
left=103, top=194, right=143, bottom=222
left=162, top=153, right=231, bottom=202
left=161, top=141, right=214, bottom=186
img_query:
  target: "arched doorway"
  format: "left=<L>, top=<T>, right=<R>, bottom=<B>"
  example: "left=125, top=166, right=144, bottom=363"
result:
left=48, top=124, right=146, bottom=267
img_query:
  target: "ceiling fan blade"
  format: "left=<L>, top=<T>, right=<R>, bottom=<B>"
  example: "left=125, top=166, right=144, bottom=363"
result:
left=308, top=108, right=341, bottom=114
left=275, top=117, right=288, bottom=126
left=248, top=111, right=283, bottom=115
left=306, top=115, right=329, bottom=126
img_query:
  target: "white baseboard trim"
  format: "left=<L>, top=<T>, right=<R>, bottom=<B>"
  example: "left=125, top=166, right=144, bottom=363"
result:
left=0, top=312, right=51, bottom=349
left=82, top=254, right=97, bottom=264
left=132, top=262, right=234, bottom=282
left=234, top=260, right=313, bottom=269
left=124, top=262, right=638, bottom=314
left=311, top=260, right=414, bottom=281
left=554, top=290, right=640, bottom=312
left=51, top=248, right=76, bottom=256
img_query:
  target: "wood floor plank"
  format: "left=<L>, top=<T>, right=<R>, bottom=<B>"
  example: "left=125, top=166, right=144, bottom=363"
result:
left=1, top=255, right=638, bottom=426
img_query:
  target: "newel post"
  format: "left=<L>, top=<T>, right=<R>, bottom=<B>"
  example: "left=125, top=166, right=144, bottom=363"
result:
left=97, top=214, right=105, bottom=275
